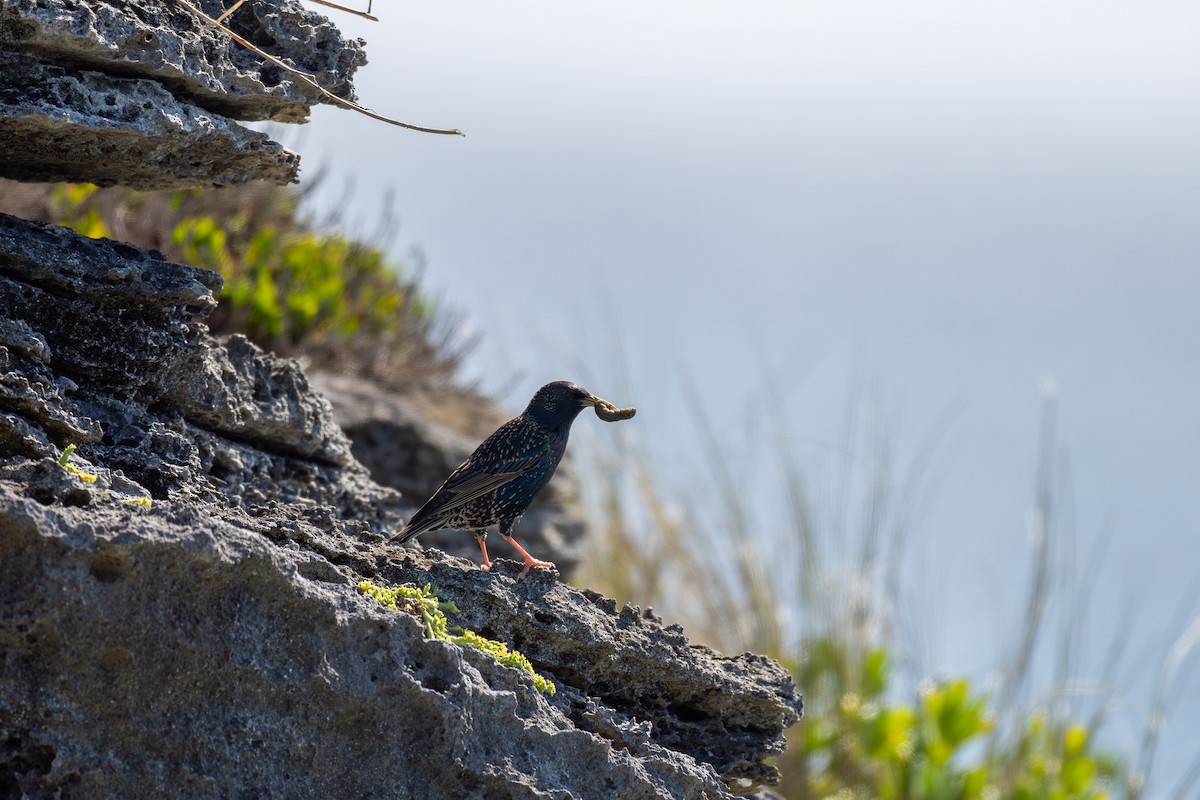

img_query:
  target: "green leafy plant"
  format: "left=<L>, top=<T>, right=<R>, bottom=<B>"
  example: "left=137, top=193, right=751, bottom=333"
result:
left=358, top=580, right=555, bottom=695
left=170, top=213, right=418, bottom=347
left=794, top=638, right=1117, bottom=800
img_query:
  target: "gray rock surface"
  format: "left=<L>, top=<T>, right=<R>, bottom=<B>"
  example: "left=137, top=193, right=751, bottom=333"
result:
left=0, top=52, right=300, bottom=189
left=0, top=212, right=398, bottom=518
left=0, top=0, right=366, bottom=188
left=1, top=0, right=363, bottom=120
left=0, top=215, right=803, bottom=798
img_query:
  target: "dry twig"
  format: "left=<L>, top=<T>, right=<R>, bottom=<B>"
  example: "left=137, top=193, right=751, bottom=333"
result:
left=307, top=0, right=378, bottom=21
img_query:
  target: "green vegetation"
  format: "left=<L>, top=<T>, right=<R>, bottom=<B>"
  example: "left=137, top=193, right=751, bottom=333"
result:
left=169, top=202, right=422, bottom=347
left=358, top=580, right=556, bottom=695
left=791, top=636, right=1118, bottom=799
left=358, top=579, right=460, bottom=639
left=448, top=628, right=556, bottom=696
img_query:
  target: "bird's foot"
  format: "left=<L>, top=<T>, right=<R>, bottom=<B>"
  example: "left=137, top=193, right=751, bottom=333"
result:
left=474, top=534, right=492, bottom=572
left=518, top=557, right=556, bottom=581
left=499, top=534, right=556, bottom=581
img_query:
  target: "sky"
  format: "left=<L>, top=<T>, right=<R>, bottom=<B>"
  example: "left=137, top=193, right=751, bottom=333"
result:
left=287, top=1, right=1200, bottom=790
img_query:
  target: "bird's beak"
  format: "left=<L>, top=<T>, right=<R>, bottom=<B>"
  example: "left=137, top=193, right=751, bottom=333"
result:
left=583, top=394, right=600, bottom=407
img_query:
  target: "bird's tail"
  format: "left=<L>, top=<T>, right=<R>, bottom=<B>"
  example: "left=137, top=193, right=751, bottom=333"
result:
left=387, top=525, right=416, bottom=545
left=389, top=491, right=449, bottom=545
left=388, top=514, right=440, bottom=545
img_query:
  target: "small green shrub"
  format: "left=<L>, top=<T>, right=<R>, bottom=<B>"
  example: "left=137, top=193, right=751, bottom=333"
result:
left=170, top=213, right=418, bottom=347
left=792, top=638, right=1117, bottom=800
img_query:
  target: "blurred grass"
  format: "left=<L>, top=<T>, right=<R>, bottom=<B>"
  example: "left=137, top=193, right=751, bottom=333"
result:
left=575, top=383, right=1200, bottom=799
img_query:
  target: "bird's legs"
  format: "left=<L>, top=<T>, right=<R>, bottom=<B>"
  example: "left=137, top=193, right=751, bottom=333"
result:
left=500, top=534, right=556, bottom=580
left=474, top=532, right=493, bottom=572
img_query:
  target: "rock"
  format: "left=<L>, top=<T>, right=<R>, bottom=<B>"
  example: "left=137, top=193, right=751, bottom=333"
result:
left=0, top=212, right=399, bottom=521
left=0, top=52, right=300, bottom=189
left=0, top=216, right=803, bottom=798
left=0, top=317, right=101, bottom=459
left=0, top=0, right=366, bottom=188
left=421, top=562, right=800, bottom=789
left=0, top=0, right=364, bottom=121
left=313, top=372, right=591, bottom=576
left=0, top=477, right=798, bottom=799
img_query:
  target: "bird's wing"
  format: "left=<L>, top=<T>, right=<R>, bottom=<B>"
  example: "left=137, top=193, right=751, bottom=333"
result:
left=389, top=451, right=542, bottom=543
left=427, top=457, right=540, bottom=513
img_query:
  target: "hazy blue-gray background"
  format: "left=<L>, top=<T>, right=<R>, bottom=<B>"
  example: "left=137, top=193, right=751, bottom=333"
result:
left=291, top=1, right=1199, bottom=788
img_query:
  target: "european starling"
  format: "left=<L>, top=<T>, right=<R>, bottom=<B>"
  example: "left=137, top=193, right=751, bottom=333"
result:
left=389, top=381, right=604, bottom=579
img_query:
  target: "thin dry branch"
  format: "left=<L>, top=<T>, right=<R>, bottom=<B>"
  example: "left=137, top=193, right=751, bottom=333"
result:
left=307, top=0, right=378, bottom=22
left=174, top=0, right=464, bottom=136
left=215, top=0, right=247, bottom=25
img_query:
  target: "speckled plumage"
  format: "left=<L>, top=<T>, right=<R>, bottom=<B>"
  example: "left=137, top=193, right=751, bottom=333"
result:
left=389, top=381, right=600, bottom=578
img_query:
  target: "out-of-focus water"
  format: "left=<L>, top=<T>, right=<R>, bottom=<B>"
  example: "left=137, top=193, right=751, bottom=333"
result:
left=292, top=1, right=1200, bottom=789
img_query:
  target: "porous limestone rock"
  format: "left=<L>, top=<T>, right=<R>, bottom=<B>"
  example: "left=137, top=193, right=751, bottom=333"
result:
left=0, top=215, right=803, bottom=798
left=0, top=212, right=397, bottom=518
left=0, top=0, right=367, bottom=188
left=0, top=52, right=300, bottom=189
left=0, top=478, right=802, bottom=799
left=1, top=0, right=364, bottom=120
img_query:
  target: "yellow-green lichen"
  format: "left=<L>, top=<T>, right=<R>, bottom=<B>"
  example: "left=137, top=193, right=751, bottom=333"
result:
left=57, top=446, right=152, bottom=508
left=58, top=444, right=98, bottom=483
left=120, top=495, right=153, bottom=509
left=357, top=580, right=556, bottom=695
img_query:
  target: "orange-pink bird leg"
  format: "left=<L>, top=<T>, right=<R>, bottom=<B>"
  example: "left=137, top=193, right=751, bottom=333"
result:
left=474, top=533, right=493, bottom=572
left=501, top=534, right=556, bottom=580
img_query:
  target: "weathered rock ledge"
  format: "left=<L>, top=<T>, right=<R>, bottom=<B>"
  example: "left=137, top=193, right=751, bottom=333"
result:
left=0, top=215, right=803, bottom=798
left=0, top=0, right=365, bottom=188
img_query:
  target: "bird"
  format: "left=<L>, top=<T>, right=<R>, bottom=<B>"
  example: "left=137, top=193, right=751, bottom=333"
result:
left=389, top=381, right=602, bottom=579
